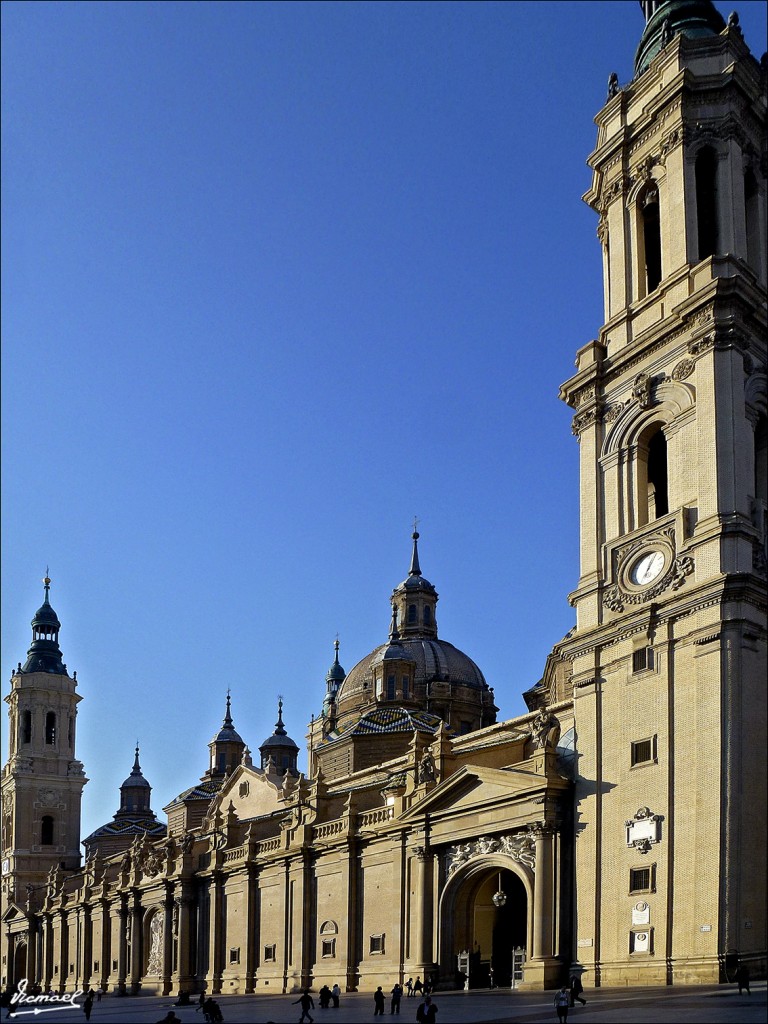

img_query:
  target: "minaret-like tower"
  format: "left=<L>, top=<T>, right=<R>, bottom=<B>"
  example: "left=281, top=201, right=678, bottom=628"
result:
left=82, top=745, right=166, bottom=859
left=1, top=578, right=88, bottom=905
left=560, top=1, right=766, bottom=986
left=203, top=692, right=246, bottom=780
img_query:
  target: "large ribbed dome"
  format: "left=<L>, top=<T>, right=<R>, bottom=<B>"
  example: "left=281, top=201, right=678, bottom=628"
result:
left=338, top=637, right=487, bottom=709
left=328, top=531, right=497, bottom=735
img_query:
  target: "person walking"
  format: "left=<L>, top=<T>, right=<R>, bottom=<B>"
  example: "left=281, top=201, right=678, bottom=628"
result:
left=331, top=983, right=341, bottom=1008
left=413, top=977, right=423, bottom=998
left=569, top=973, right=586, bottom=1006
left=554, top=986, right=570, bottom=1023
left=416, top=995, right=437, bottom=1024
left=373, top=986, right=385, bottom=1015
left=293, top=989, right=315, bottom=1024
left=83, top=990, right=94, bottom=1022
left=390, top=982, right=402, bottom=1014
left=405, top=979, right=414, bottom=998
left=736, top=964, right=751, bottom=995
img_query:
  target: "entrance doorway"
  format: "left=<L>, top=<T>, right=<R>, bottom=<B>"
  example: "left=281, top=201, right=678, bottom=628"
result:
left=446, top=866, right=527, bottom=988
left=13, top=941, right=27, bottom=985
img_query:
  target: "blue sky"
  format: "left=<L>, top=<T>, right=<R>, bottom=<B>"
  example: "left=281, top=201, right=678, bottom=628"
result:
left=3, top=1, right=766, bottom=844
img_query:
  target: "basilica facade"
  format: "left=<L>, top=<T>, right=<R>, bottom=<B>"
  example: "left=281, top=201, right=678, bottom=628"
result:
left=2, top=0, right=766, bottom=997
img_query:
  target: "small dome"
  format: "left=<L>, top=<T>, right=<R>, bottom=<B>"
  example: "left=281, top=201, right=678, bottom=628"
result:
left=259, top=698, right=299, bottom=774
left=326, top=639, right=346, bottom=683
left=32, top=598, right=61, bottom=630
left=211, top=693, right=244, bottom=745
left=635, top=0, right=726, bottom=76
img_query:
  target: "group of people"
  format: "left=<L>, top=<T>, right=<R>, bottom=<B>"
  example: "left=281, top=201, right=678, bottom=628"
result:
left=315, top=983, right=342, bottom=1008
left=553, top=975, right=587, bottom=1023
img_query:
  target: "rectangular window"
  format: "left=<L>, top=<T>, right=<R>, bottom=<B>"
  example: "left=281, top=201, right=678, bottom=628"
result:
left=321, top=938, right=336, bottom=958
left=460, top=721, right=472, bottom=735
left=402, top=676, right=409, bottom=700
left=629, top=866, right=655, bottom=893
left=631, top=736, right=657, bottom=767
left=263, top=944, right=276, bottom=963
left=229, top=947, right=240, bottom=965
left=369, top=934, right=385, bottom=955
left=632, top=647, right=654, bottom=673
left=629, top=928, right=653, bottom=954
left=387, top=674, right=396, bottom=700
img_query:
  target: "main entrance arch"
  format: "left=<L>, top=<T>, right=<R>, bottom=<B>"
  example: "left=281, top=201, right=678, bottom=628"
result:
left=439, top=856, right=531, bottom=988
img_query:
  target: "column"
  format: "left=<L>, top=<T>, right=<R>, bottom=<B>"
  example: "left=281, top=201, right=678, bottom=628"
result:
left=244, top=866, right=258, bottom=994
left=162, top=887, right=174, bottom=996
left=410, top=845, right=434, bottom=972
left=532, top=823, right=555, bottom=960
left=24, top=915, right=37, bottom=987
left=174, top=885, right=195, bottom=996
left=208, top=874, right=223, bottom=994
left=81, top=905, right=92, bottom=990
left=99, top=900, right=111, bottom=994
left=129, top=899, right=143, bottom=994
left=117, top=901, right=129, bottom=995
left=41, top=914, right=53, bottom=991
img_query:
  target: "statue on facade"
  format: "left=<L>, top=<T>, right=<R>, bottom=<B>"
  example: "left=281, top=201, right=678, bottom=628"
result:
left=418, top=749, right=436, bottom=783
left=531, top=710, right=561, bottom=750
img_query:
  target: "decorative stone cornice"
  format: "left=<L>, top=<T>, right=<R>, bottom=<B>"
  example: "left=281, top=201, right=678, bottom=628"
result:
left=445, top=832, right=536, bottom=875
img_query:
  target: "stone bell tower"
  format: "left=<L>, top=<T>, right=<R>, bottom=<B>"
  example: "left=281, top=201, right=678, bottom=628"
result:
left=560, top=1, right=766, bottom=986
left=1, top=578, right=87, bottom=907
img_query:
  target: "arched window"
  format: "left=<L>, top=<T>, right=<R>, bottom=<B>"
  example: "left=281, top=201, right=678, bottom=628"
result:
left=647, top=429, right=669, bottom=519
left=696, top=147, right=718, bottom=259
left=408, top=604, right=417, bottom=624
left=45, top=712, right=56, bottom=745
left=423, top=606, right=431, bottom=624
left=744, top=170, right=760, bottom=273
left=402, top=676, right=409, bottom=700
left=387, top=674, right=396, bottom=701
left=41, top=816, right=54, bottom=845
left=755, top=414, right=767, bottom=506
left=22, top=710, right=32, bottom=744
left=636, top=425, right=669, bottom=527
left=640, top=183, right=662, bottom=294
left=218, top=752, right=226, bottom=773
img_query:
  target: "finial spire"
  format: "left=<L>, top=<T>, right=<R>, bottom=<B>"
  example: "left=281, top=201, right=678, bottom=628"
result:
left=224, top=688, right=233, bottom=726
left=43, top=570, right=51, bottom=602
left=275, top=695, right=286, bottom=735
left=132, top=743, right=142, bottom=775
left=333, top=636, right=340, bottom=662
left=409, top=520, right=421, bottom=576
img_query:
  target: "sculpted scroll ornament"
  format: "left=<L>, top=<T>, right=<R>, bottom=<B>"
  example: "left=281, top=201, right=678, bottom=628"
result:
left=446, top=833, right=536, bottom=875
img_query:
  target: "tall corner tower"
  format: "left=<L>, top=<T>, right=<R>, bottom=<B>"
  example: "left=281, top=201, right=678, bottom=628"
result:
left=560, top=1, right=766, bottom=987
left=1, top=578, right=88, bottom=907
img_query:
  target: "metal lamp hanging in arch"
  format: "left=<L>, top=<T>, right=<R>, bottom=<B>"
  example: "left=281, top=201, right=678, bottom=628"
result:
left=491, top=872, right=507, bottom=908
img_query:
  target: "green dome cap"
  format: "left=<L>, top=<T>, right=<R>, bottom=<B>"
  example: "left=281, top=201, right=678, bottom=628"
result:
left=635, top=1, right=726, bottom=76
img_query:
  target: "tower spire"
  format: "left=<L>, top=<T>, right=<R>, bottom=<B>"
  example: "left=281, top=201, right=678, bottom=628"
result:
left=409, top=519, right=421, bottom=577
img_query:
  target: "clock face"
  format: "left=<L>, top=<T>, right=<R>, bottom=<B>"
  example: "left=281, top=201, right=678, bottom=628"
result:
left=630, top=550, right=665, bottom=586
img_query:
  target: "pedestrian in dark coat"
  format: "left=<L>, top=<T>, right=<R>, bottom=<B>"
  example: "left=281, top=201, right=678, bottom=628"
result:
left=83, top=991, right=94, bottom=1021
left=390, top=982, right=402, bottom=1014
left=569, top=973, right=586, bottom=1006
left=736, top=965, right=751, bottom=995
left=373, top=986, right=385, bottom=1015
left=416, top=995, right=437, bottom=1023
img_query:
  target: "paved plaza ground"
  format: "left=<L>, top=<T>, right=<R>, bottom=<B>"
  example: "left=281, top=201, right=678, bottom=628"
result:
left=4, top=982, right=765, bottom=1024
